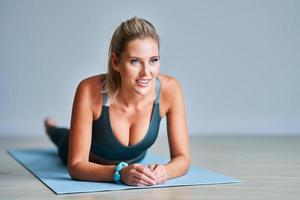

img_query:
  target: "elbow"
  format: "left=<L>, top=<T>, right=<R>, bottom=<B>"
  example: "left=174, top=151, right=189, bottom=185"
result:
left=67, top=162, right=81, bottom=180
left=182, top=155, right=191, bottom=175
left=67, top=165, right=77, bottom=180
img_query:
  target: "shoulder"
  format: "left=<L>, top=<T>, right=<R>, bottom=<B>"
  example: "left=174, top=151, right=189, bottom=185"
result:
left=158, top=74, right=184, bottom=116
left=73, top=74, right=106, bottom=117
left=77, top=74, right=106, bottom=91
left=158, top=74, right=183, bottom=98
left=158, top=74, right=180, bottom=93
left=75, top=74, right=106, bottom=99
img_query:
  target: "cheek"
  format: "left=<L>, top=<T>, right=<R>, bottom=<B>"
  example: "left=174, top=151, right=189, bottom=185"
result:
left=121, top=65, right=139, bottom=78
left=152, top=65, right=160, bottom=75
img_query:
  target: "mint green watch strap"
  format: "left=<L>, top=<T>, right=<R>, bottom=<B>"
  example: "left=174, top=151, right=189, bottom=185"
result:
left=114, top=162, right=128, bottom=183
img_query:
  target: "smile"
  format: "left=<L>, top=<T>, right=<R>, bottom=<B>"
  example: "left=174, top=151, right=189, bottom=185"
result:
left=136, top=79, right=151, bottom=87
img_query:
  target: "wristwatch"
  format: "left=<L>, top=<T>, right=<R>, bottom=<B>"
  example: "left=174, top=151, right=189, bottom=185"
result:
left=114, top=162, right=128, bottom=183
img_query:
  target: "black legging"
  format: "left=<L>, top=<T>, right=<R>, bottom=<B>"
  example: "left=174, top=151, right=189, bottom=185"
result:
left=47, top=126, right=69, bottom=165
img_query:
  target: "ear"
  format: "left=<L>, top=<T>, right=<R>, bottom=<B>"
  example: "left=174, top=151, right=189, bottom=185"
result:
left=111, top=52, right=120, bottom=72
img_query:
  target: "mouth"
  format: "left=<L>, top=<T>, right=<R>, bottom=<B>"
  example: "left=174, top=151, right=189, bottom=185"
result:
left=136, top=78, right=152, bottom=87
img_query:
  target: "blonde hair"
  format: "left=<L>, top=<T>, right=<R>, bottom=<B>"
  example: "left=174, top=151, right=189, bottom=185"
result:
left=102, top=16, right=160, bottom=104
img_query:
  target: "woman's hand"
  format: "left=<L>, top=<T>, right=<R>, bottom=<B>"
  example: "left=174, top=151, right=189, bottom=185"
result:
left=148, top=164, right=168, bottom=184
left=120, top=164, right=157, bottom=186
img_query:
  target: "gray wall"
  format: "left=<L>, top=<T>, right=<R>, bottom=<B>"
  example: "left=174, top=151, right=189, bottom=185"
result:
left=1, top=0, right=299, bottom=137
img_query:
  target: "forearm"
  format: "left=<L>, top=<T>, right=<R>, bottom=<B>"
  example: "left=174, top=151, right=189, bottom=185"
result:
left=68, top=161, right=115, bottom=182
left=164, top=155, right=190, bottom=180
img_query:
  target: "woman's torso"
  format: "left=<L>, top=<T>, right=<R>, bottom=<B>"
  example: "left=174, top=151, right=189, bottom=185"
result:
left=84, top=74, right=173, bottom=164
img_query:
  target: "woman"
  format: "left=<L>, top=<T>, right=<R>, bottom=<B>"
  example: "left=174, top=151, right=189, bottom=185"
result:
left=44, top=17, right=190, bottom=186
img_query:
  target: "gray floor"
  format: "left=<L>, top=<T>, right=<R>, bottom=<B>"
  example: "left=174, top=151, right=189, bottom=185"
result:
left=0, top=135, right=299, bottom=199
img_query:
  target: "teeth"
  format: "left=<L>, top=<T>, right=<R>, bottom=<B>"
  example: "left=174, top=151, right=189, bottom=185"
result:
left=137, top=79, right=150, bottom=84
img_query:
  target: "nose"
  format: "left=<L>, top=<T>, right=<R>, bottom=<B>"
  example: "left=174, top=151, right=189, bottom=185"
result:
left=141, top=62, right=151, bottom=75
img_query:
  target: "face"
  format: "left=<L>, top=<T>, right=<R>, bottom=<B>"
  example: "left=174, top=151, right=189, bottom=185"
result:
left=112, top=37, right=160, bottom=96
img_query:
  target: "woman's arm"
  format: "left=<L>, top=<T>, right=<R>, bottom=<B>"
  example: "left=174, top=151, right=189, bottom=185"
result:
left=161, top=78, right=191, bottom=180
left=67, top=79, right=116, bottom=181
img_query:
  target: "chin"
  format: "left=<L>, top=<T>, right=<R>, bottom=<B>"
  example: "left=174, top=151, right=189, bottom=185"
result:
left=133, top=83, right=153, bottom=96
left=134, top=87, right=151, bottom=96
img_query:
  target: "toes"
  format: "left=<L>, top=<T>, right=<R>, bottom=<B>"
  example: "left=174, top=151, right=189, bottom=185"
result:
left=44, top=117, right=56, bottom=129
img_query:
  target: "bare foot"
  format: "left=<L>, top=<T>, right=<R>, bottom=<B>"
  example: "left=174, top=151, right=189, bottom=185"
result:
left=44, top=117, right=57, bottom=133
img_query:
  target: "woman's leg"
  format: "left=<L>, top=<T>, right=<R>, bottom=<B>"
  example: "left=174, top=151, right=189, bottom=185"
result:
left=45, top=118, right=69, bottom=165
left=46, top=126, right=68, bottom=145
left=47, top=126, right=70, bottom=165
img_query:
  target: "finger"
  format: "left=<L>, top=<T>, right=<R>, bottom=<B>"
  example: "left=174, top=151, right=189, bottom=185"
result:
left=134, top=172, right=156, bottom=185
left=131, top=176, right=151, bottom=186
left=156, top=178, right=166, bottom=185
left=151, top=172, right=166, bottom=184
left=136, top=166, right=157, bottom=181
left=131, top=181, right=145, bottom=187
left=151, top=166, right=162, bottom=176
left=132, top=175, right=151, bottom=186
left=152, top=165, right=167, bottom=182
left=152, top=172, right=164, bottom=182
left=148, top=164, right=156, bottom=170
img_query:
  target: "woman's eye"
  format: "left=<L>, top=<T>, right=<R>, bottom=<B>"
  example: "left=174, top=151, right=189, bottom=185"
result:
left=150, top=58, right=159, bottom=64
left=131, top=59, right=139, bottom=65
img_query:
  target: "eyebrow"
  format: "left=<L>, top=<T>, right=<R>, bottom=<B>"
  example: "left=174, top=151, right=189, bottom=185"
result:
left=129, top=56, right=159, bottom=59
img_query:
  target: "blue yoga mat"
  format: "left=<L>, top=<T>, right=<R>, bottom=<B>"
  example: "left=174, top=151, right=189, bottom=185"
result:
left=8, top=148, right=242, bottom=194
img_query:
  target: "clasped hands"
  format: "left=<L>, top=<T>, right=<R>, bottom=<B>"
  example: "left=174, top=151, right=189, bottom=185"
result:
left=120, top=163, right=168, bottom=186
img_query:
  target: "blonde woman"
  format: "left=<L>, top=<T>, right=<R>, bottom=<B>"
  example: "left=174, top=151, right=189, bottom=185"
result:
left=44, top=17, right=190, bottom=186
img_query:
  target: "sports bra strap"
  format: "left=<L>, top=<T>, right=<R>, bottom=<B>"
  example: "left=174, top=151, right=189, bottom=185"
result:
left=154, top=77, right=161, bottom=104
left=102, top=92, right=109, bottom=107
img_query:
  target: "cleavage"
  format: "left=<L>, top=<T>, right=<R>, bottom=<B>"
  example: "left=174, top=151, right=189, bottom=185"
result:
left=108, top=103, right=154, bottom=147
